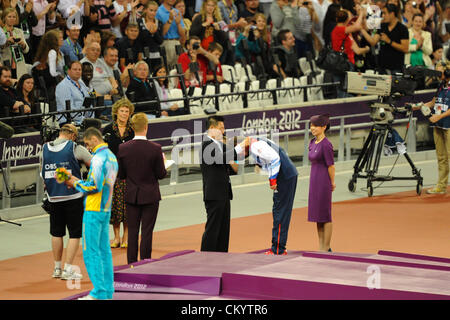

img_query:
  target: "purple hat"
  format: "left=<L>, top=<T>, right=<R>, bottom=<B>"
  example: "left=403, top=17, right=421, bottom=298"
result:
left=310, top=114, right=330, bottom=127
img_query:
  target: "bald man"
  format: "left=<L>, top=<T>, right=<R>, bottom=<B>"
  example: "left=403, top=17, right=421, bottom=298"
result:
left=41, top=123, right=92, bottom=281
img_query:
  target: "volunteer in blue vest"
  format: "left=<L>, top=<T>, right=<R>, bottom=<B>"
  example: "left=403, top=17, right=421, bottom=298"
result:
left=236, top=135, right=298, bottom=255
left=413, top=62, right=450, bottom=194
left=40, top=123, right=92, bottom=281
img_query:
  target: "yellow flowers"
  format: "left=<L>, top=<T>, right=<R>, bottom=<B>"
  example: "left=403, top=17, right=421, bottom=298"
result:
left=55, top=167, right=71, bottom=184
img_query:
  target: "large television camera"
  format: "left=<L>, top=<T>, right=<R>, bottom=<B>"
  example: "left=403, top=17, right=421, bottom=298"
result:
left=344, top=67, right=443, bottom=124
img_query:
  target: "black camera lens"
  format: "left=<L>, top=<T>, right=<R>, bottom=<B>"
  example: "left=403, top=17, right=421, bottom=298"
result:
left=193, top=43, right=200, bottom=50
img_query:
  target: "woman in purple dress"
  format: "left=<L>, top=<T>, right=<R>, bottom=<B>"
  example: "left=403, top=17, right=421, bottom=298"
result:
left=308, top=114, right=336, bottom=252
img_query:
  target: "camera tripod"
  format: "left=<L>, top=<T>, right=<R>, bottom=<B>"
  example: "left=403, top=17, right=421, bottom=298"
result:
left=347, top=122, right=423, bottom=197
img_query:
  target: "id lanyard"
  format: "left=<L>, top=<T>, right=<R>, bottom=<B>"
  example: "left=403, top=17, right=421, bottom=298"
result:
left=66, top=38, right=80, bottom=57
left=67, top=75, right=87, bottom=99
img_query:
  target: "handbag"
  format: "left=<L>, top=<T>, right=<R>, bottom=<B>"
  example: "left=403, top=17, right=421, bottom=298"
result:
left=316, top=34, right=354, bottom=75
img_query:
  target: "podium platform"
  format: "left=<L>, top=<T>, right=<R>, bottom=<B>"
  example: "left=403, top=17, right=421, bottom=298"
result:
left=66, top=249, right=450, bottom=300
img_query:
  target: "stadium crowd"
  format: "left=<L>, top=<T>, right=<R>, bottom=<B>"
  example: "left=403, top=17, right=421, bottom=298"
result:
left=0, top=0, right=448, bottom=132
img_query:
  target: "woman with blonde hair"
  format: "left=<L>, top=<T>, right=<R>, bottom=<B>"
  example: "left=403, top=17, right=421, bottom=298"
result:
left=190, top=0, right=228, bottom=56
left=103, top=97, right=135, bottom=248
left=1, top=8, right=29, bottom=79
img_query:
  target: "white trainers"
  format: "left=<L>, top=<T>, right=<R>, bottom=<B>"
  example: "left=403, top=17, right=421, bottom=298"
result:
left=426, top=187, right=446, bottom=194
left=78, top=294, right=98, bottom=300
left=52, top=267, right=62, bottom=278
left=61, top=269, right=83, bottom=280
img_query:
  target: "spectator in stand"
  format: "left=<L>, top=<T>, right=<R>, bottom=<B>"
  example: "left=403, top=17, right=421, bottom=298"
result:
left=331, top=10, right=369, bottom=97
left=81, top=61, right=94, bottom=92
left=311, top=0, right=331, bottom=50
left=431, top=42, right=443, bottom=69
left=405, top=13, right=433, bottom=67
left=81, top=41, right=118, bottom=108
left=235, top=23, right=261, bottom=62
left=153, top=64, right=185, bottom=116
left=239, top=0, right=263, bottom=19
left=190, top=0, right=229, bottom=63
left=0, top=66, right=33, bottom=132
left=175, top=0, right=192, bottom=36
left=112, top=0, right=133, bottom=38
left=126, top=60, right=159, bottom=116
left=218, top=0, right=248, bottom=47
left=201, top=41, right=224, bottom=84
left=296, top=1, right=319, bottom=58
left=32, top=29, right=65, bottom=105
left=273, top=29, right=301, bottom=79
left=90, top=0, right=119, bottom=31
left=402, top=0, right=421, bottom=28
left=57, top=0, right=90, bottom=19
left=16, top=0, right=38, bottom=64
left=99, top=29, right=116, bottom=55
left=157, top=0, right=187, bottom=69
left=102, top=46, right=132, bottom=88
left=55, top=61, right=90, bottom=125
left=60, top=25, right=84, bottom=62
left=137, top=1, right=164, bottom=71
left=116, top=22, right=143, bottom=71
left=364, top=4, right=409, bottom=74
left=322, top=2, right=341, bottom=46
left=177, top=35, right=220, bottom=87
left=438, top=1, right=450, bottom=45
left=31, top=0, right=57, bottom=63
left=271, top=0, right=307, bottom=56
left=16, top=73, right=40, bottom=131
left=1, top=8, right=30, bottom=80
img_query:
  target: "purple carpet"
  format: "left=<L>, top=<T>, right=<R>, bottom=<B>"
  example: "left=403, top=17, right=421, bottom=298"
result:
left=67, top=250, right=450, bottom=300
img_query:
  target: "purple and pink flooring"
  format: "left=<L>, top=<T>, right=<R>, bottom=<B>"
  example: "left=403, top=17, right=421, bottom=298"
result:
left=67, top=249, right=450, bottom=300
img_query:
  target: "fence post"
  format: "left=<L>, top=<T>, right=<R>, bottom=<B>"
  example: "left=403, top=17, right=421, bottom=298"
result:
left=338, top=117, right=345, bottom=162
left=346, top=127, right=352, bottom=161
left=303, top=121, right=310, bottom=167
left=407, top=117, right=417, bottom=153
left=36, top=165, right=44, bottom=205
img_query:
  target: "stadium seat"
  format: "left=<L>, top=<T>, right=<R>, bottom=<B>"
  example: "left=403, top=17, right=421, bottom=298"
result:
left=168, top=88, right=184, bottom=110
left=282, top=77, right=302, bottom=104
left=218, top=83, right=232, bottom=111
left=168, top=68, right=179, bottom=89
left=248, top=80, right=260, bottom=108
left=222, top=65, right=238, bottom=83
left=299, top=57, right=312, bottom=76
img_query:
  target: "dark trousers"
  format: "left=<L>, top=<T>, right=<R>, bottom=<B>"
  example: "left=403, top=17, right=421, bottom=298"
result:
left=271, top=176, right=297, bottom=254
left=126, top=202, right=159, bottom=264
left=201, top=199, right=230, bottom=252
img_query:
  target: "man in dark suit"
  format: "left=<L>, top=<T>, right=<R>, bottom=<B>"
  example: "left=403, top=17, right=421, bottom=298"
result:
left=117, top=112, right=167, bottom=264
left=199, top=116, right=244, bottom=252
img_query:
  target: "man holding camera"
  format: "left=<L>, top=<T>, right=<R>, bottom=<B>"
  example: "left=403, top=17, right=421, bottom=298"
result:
left=414, top=62, right=450, bottom=194
left=40, top=123, right=92, bottom=280
left=177, top=36, right=220, bottom=87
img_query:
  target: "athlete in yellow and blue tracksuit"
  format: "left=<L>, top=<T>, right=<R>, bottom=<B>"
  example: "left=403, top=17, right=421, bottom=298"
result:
left=74, top=143, right=118, bottom=300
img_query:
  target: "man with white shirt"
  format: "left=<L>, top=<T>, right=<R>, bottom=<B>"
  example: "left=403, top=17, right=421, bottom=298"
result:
left=81, top=42, right=118, bottom=106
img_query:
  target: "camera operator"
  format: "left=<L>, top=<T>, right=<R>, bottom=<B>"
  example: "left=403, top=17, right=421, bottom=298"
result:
left=55, top=61, right=90, bottom=125
left=412, top=62, right=450, bottom=194
left=40, top=123, right=92, bottom=281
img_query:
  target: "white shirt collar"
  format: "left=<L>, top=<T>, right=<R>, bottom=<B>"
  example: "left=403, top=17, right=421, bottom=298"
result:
left=133, top=136, right=148, bottom=140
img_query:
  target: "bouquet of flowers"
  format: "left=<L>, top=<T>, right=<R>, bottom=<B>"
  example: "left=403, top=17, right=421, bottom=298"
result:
left=55, top=167, right=71, bottom=184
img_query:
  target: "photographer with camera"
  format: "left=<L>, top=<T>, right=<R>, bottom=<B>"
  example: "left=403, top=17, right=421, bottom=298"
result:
left=177, top=36, right=220, bottom=87
left=40, top=123, right=92, bottom=281
left=412, top=62, right=450, bottom=194
left=1, top=8, right=30, bottom=80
